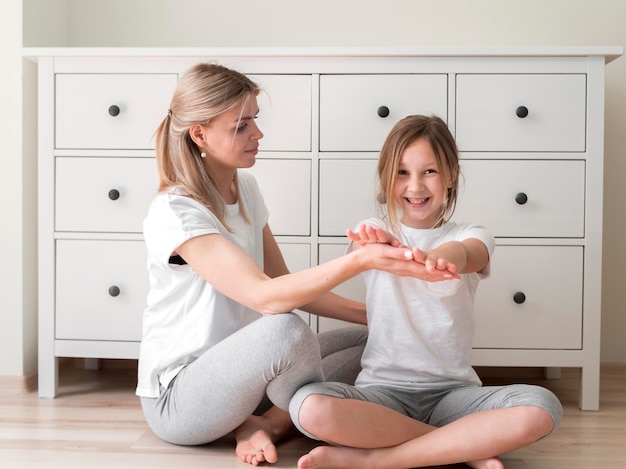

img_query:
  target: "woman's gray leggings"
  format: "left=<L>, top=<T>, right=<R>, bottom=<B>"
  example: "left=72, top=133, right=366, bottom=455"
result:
left=140, top=313, right=367, bottom=445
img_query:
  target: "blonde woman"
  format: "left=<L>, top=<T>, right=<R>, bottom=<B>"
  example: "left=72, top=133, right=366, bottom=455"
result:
left=136, top=63, right=426, bottom=466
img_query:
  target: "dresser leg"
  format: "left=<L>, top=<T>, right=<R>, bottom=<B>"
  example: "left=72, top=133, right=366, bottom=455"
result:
left=579, top=364, right=600, bottom=411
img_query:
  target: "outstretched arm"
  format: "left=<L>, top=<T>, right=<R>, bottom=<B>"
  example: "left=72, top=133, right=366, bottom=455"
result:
left=176, top=224, right=416, bottom=316
left=412, top=238, right=490, bottom=277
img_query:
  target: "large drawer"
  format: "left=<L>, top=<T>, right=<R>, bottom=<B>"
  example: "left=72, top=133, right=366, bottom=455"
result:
left=318, top=159, right=379, bottom=236
left=251, top=75, right=312, bottom=152
left=455, top=74, right=586, bottom=152
left=454, top=160, right=585, bottom=237
left=55, top=73, right=177, bottom=150
left=55, top=157, right=158, bottom=233
left=244, top=158, right=311, bottom=236
left=473, top=245, right=583, bottom=350
left=55, top=240, right=147, bottom=342
left=319, top=74, right=448, bottom=151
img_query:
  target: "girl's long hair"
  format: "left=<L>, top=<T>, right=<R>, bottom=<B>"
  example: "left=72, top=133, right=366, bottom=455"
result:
left=377, top=115, right=460, bottom=234
left=154, top=63, right=260, bottom=231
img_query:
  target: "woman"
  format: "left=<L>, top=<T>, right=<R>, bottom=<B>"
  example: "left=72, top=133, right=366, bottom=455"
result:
left=135, top=63, right=425, bottom=466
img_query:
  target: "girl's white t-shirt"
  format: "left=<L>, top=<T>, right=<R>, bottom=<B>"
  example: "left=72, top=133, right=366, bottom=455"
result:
left=136, top=172, right=269, bottom=398
left=354, top=219, right=496, bottom=390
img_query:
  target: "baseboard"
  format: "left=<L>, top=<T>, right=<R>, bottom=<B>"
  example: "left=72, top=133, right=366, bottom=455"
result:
left=0, top=372, right=37, bottom=394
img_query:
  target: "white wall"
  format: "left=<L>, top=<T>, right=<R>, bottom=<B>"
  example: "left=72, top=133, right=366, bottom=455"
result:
left=0, top=0, right=32, bottom=377
left=7, top=0, right=625, bottom=378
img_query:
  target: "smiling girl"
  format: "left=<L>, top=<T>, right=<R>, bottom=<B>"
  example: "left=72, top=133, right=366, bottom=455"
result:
left=289, top=115, right=563, bottom=469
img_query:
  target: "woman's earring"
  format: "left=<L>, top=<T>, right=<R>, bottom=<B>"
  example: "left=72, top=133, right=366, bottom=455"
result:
left=200, top=151, right=206, bottom=158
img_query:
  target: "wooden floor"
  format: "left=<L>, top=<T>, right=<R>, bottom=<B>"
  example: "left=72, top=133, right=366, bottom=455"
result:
left=1, top=362, right=625, bottom=468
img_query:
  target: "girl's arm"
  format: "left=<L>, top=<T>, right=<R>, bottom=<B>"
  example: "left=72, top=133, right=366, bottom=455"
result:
left=176, top=224, right=415, bottom=316
left=262, top=225, right=367, bottom=324
left=414, top=238, right=490, bottom=276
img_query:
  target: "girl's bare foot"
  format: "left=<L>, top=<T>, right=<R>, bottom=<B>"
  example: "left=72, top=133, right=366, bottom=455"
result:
left=298, top=446, right=379, bottom=469
left=234, top=407, right=294, bottom=466
left=466, top=456, right=506, bottom=469
left=297, top=445, right=505, bottom=469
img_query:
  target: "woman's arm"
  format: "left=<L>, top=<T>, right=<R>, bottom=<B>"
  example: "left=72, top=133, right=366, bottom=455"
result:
left=176, top=224, right=415, bottom=316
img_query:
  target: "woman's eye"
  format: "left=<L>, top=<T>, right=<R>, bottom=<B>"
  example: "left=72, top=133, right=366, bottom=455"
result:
left=236, top=123, right=248, bottom=133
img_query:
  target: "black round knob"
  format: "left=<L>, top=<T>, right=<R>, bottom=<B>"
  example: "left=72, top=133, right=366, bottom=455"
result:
left=108, top=105, right=121, bottom=117
left=377, top=106, right=390, bottom=118
left=108, top=189, right=120, bottom=201
left=515, top=106, right=529, bottom=118
left=515, top=192, right=528, bottom=205
left=108, top=286, right=120, bottom=297
left=513, top=292, right=526, bottom=304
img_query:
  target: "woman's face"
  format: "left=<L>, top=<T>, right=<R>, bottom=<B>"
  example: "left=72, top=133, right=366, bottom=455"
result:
left=394, top=138, right=448, bottom=229
left=201, top=95, right=264, bottom=172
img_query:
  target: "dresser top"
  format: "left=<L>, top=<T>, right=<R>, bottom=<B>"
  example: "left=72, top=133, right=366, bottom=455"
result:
left=23, top=46, right=623, bottom=64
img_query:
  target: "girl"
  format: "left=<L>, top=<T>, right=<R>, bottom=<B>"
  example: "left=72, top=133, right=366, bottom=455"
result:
left=289, top=115, right=562, bottom=469
left=136, top=63, right=427, bottom=466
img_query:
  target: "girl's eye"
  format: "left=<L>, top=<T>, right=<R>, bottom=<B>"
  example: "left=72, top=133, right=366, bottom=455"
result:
left=398, top=169, right=409, bottom=176
left=425, top=169, right=438, bottom=175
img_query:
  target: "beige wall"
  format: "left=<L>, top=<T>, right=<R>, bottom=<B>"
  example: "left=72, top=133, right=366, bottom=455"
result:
left=3, top=0, right=624, bottom=377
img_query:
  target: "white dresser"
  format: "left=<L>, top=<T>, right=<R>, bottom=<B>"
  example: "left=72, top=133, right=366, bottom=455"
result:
left=31, top=47, right=621, bottom=410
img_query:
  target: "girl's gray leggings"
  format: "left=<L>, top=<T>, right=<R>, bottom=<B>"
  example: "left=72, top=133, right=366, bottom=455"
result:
left=140, top=313, right=367, bottom=445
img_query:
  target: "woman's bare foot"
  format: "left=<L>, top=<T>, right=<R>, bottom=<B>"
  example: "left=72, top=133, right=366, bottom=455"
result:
left=234, top=407, right=294, bottom=466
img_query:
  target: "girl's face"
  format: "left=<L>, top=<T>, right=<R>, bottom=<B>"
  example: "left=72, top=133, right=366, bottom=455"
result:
left=201, top=95, right=263, bottom=173
left=394, top=137, right=448, bottom=229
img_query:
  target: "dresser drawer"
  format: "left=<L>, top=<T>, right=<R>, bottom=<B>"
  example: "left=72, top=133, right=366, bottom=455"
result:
left=473, top=245, right=582, bottom=350
left=319, top=159, right=378, bottom=236
left=455, top=74, right=586, bottom=152
left=55, top=74, right=177, bottom=149
left=252, top=75, right=312, bottom=151
left=454, top=160, right=585, bottom=237
left=55, top=240, right=147, bottom=342
left=245, top=159, right=311, bottom=236
left=319, top=74, right=448, bottom=151
left=56, top=157, right=158, bottom=233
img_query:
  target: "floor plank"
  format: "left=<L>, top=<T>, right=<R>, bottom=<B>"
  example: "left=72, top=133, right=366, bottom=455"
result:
left=1, top=363, right=624, bottom=468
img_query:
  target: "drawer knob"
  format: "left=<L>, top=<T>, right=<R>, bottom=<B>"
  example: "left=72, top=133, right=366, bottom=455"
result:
left=515, top=106, right=529, bottom=118
left=377, top=106, right=390, bottom=118
left=108, top=189, right=120, bottom=201
left=108, top=286, right=121, bottom=297
left=108, top=105, right=121, bottom=117
left=515, top=192, right=528, bottom=205
left=513, top=291, right=526, bottom=304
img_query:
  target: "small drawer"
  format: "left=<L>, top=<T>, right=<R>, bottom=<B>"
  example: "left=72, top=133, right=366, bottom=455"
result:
left=56, top=240, right=148, bottom=342
left=251, top=75, right=312, bottom=151
left=317, top=243, right=366, bottom=333
left=56, top=157, right=158, bottom=233
left=55, top=73, right=177, bottom=149
left=244, top=159, right=311, bottom=236
left=319, top=74, right=448, bottom=151
left=455, top=74, right=586, bottom=152
left=454, top=160, right=585, bottom=237
left=473, top=245, right=583, bottom=350
left=319, top=159, right=379, bottom=236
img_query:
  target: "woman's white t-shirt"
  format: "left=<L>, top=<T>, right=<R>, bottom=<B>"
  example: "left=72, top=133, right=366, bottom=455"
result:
left=136, top=172, right=269, bottom=398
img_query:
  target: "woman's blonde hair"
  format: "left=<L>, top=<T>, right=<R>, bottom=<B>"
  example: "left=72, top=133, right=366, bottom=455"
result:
left=154, top=63, right=261, bottom=231
left=377, top=115, right=460, bottom=234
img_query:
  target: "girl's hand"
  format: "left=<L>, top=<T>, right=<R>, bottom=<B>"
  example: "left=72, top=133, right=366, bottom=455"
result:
left=412, top=247, right=460, bottom=282
left=346, top=225, right=407, bottom=248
